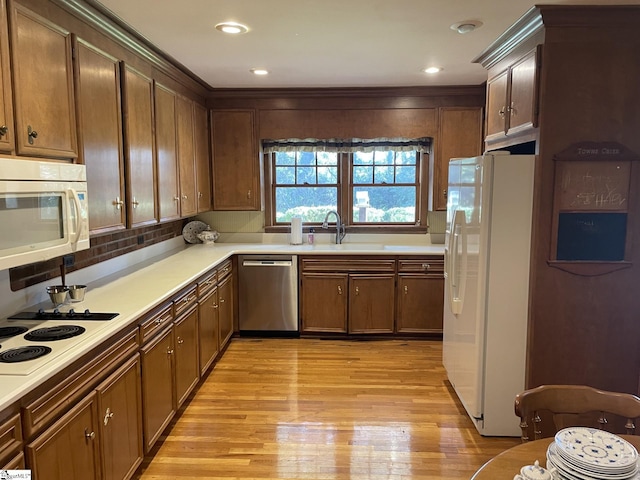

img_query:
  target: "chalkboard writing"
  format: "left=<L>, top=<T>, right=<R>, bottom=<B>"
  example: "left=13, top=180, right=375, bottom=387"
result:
left=557, top=212, right=626, bottom=261
left=557, top=161, right=630, bottom=211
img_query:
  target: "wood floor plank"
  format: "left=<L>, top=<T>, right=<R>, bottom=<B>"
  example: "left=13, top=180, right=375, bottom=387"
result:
left=133, top=339, right=520, bottom=479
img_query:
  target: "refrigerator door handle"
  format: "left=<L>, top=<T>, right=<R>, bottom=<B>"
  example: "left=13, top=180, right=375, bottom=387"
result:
left=448, top=210, right=467, bottom=315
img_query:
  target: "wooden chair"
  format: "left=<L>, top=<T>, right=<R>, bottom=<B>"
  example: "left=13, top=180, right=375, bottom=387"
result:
left=514, top=385, right=640, bottom=442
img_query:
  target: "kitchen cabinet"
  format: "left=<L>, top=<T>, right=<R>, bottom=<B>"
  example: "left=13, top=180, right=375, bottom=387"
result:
left=174, top=305, right=200, bottom=407
left=300, top=257, right=396, bottom=335
left=177, top=95, right=197, bottom=217
left=154, top=82, right=180, bottom=222
left=396, top=257, right=445, bottom=334
left=2, top=452, right=25, bottom=470
left=485, top=47, right=540, bottom=145
left=96, top=354, right=143, bottom=480
left=211, top=109, right=260, bottom=210
left=74, top=37, right=126, bottom=234
left=198, top=270, right=219, bottom=375
left=194, top=103, right=212, bottom=213
left=140, top=322, right=174, bottom=453
left=0, top=412, right=22, bottom=468
left=0, top=0, right=14, bottom=153
left=433, top=107, right=483, bottom=211
left=121, top=63, right=157, bottom=227
left=217, top=263, right=234, bottom=350
left=25, top=391, right=101, bottom=480
left=8, top=2, right=77, bottom=159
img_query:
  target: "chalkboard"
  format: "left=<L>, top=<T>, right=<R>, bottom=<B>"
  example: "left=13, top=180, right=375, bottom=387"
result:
left=556, top=212, right=627, bottom=261
left=557, top=161, right=630, bottom=211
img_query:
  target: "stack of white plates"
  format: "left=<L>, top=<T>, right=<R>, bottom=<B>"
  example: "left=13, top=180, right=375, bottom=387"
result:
left=547, top=427, right=639, bottom=480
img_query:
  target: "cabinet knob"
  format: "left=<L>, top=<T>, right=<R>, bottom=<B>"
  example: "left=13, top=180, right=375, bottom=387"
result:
left=220, top=298, right=225, bottom=303
left=85, top=429, right=96, bottom=440
left=0, top=125, right=8, bottom=137
left=198, top=192, right=203, bottom=198
left=103, top=408, right=114, bottom=426
left=404, top=285, right=408, bottom=295
left=443, top=190, right=447, bottom=199
left=167, top=348, right=174, bottom=355
left=337, top=285, right=342, bottom=295
left=509, top=101, right=516, bottom=116
left=27, top=125, right=38, bottom=144
left=355, top=286, right=359, bottom=295
left=212, top=303, right=219, bottom=309
left=498, top=107, right=506, bottom=118
left=132, top=197, right=140, bottom=208
left=177, top=337, right=184, bottom=345
left=113, top=197, right=124, bottom=209
left=174, top=196, right=180, bottom=201
left=182, top=194, right=188, bottom=199
left=247, top=190, right=251, bottom=199
left=422, top=263, right=431, bottom=270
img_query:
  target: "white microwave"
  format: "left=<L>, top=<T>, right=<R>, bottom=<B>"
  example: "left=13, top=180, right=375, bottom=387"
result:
left=0, top=157, right=90, bottom=271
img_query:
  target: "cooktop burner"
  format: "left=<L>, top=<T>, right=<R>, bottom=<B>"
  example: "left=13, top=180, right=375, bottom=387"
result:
left=24, top=325, right=86, bottom=342
left=8, top=309, right=119, bottom=321
left=0, top=326, right=29, bottom=339
left=0, top=345, right=52, bottom=363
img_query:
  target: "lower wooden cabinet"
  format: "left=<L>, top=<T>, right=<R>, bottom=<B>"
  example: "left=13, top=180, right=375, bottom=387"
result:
left=174, top=306, right=200, bottom=407
left=396, top=257, right=445, bottom=334
left=140, top=325, right=175, bottom=453
left=300, top=273, right=348, bottom=333
left=26, top=391, right=101, bottom=480
left=349, top=274, right=395, bottom=334
left=96, top=354, right=143, bottom=480
left=218, top=272, right=234, bottom=350
left=2, top=451, right=25, bottom=470
left=198, top=286, right=220, bottom=375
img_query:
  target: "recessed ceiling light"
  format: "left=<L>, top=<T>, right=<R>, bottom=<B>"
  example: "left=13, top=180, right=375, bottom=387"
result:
left=215, top=22, right=249, bottom=34
left=450, top=20, right=483, bottom=34
left=250, top=68, right=269, bottom=76
left=424, top=67, right=442, bottom=74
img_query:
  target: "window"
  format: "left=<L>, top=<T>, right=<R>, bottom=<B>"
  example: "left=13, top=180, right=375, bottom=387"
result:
left=264, top=137, right=431, bottom=230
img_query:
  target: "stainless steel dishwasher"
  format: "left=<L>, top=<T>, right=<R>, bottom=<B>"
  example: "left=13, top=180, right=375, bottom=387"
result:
left=238, top=254, right=298, bottom=334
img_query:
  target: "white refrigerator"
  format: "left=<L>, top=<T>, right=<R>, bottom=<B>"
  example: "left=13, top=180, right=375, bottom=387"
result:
left=443, top=151, right=535, bottom=437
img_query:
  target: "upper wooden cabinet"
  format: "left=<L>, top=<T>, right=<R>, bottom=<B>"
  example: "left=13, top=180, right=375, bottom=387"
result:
left=74, top=37, right=126, bottom=234
left=433, top=107, right=483, bottom=211
left=0, top=0, right=14, bottom=153
left=194, top=103, right=211, bottom=213
left=8, top=2, right=77, bottom=158
left=211, top=109, right=261, bottom=210
left=154, top=82, right=180, bottom=223
left=177, top=95, right=197, bottom=217
left=484, top=47, right=540, bottom=147
left=121, top=63, right=157, bottom=227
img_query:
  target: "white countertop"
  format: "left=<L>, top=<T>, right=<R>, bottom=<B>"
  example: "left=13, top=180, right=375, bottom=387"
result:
left=0, top=241, right=444, bottom=411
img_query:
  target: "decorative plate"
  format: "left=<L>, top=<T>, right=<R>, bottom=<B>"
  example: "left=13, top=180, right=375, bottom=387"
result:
left=555, top=427, right=638, bottom=472
left=182, top=221, right=210, bottom=244
left=548, top=443, right=639, bottom=480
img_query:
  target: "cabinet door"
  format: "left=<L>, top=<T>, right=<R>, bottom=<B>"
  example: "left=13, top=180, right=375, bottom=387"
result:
left=154, top=83, right=180, bottom=222
left=194, top=103, right=211, bottom=213
left=177, top=96, right=197, bottom=217
left=348, top=274, right=395, bottom=334
left=300, top=273, right=348, bottom=333
left=122, top=64, right=157, bottom=227
left=174, top=307, right=200, bottom=407
left=74, top=37, right=126, bottom=234
left=96, top=354, right=143, bottom=480
left=0, top=0, right=14, bottom=153
left=397, top=275, right=444, bottom=334
left=508, top=48, right=539, bottom=135
left=9, top=2, right=77, bottom=158
left=485, top=69, right=509, bottom=140
left=2, top=452, right=25, bottom=470
left=140, top=326, right=175, bottom=453
left=211, top=110, right=260, bottom=210
left=434, top=107, right=483, bottom=211
left=198, top=286, right=219, bottom=375
left=26, top=391, right=100, bottom=480
left=218, top=273, right=234, bottom=349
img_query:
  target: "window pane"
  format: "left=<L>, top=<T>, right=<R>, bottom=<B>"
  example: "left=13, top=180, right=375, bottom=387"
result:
left=353, top=151, right=373, bottom=165
left=395, top=166, right=416, bottom=183
left=275, top=166, right=296, bottom=184
left=298, top=151, right=316, bottom=166
left=374, top=151, right=393, bottom=165
left=275, top=151, right=295, bottom=166
left=353, top=166, right=372, bottom=184
left=460, top=164, right=478, bottom=184
left=374, top=166, right=394, bottom=184
left=395, top=151, right=416, bottom=165
left=317, top=166, right=338, bottom=184
left=317, top=152, right=338, bottom=166
left=297, top=166, right=316, bottom=184
left=275, top=186, right=337, bottom=223
left=352, top=186, right=416, bottom=223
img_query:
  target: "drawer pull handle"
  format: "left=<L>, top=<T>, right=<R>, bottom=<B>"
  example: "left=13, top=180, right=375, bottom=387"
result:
left=155, top=318, right=164, bottom=326
left=85, top=429, right=96, bottom=440
left=27, top=125, right=38, bottom=144
left=0, top=125, right=8, bottom=137
left=113, top=197, right=124, bottom=209
left=422, top=263, right=431, bottom=270
left=103, top=408, right=114, bottom=426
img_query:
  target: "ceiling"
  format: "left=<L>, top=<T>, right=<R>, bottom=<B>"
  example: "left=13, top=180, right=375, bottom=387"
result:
left=94, top=0, right=638, bottom=89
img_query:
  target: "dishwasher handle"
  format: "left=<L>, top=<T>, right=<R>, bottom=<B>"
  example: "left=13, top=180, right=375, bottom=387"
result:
left=242, top=260, right=293, bottom=267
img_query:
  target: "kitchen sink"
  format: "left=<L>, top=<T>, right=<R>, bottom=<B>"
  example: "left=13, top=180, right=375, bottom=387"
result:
left=307, top=243, right=385, bottom=251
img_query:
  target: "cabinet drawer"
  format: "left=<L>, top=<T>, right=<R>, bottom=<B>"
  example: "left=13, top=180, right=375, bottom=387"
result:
left=398, top=257, right=444, bottom=274
left=217, top=259, right=232, bottom=280
left=139, top=303, right=173, bottom=344
left=301, top=257, right=396, bottom=273
left=2, top=451, right=25, bottom=470
left=174, top=285, right=197, bottom=318
left=22, top=329, right=139, bottom=439
left=197, top=270, right=217, bottom=297
left=0, top=413, right=22, bottom=465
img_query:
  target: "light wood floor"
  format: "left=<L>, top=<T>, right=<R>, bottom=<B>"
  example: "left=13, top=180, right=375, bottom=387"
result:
left=134, top=338, right=520, bottom=479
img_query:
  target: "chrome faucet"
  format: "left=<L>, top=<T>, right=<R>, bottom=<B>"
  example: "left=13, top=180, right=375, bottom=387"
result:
left=322, top=210, right=346, bottom=244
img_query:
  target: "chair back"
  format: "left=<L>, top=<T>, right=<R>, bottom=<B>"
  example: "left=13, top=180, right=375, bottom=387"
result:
left=515, top=385, right=640, bottom=442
